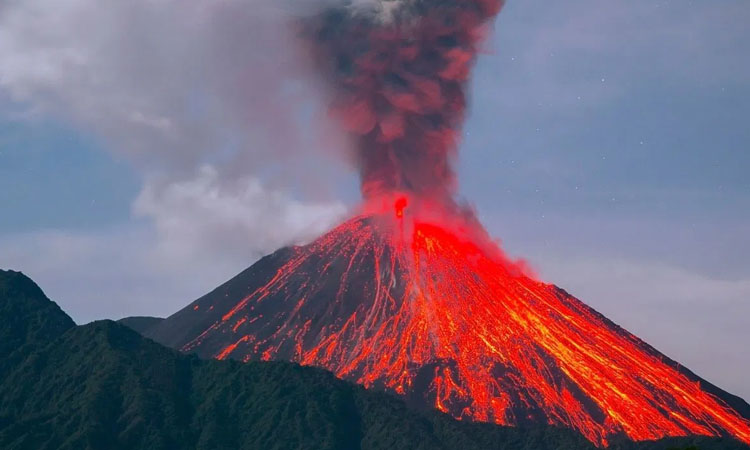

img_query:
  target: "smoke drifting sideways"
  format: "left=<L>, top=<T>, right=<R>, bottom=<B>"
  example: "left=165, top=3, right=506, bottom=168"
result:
left=0, top=0, right=352, bottom=192
left=0, top=0, right=355, bottom=261
left=0, top=0, right=508, bottom=263
left=303, top=0, right=505, bottom=202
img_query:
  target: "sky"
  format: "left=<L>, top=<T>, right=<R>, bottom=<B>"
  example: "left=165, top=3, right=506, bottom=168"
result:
left=1, top=0, right=748, bottom=400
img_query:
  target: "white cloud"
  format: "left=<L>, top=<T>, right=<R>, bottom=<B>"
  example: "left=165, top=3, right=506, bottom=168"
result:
left=0, top=0, right=349, bottom=177
left=0, top=0, right=351, bottom=321
left=133, top=165, right=346, bottom=263
left=0, top=167, right=345, bottom=323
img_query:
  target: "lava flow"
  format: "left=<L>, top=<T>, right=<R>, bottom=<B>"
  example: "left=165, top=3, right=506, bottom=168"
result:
left=145, top=0, right=750, bottom=446
left=166, top=196, right=750, bottom=446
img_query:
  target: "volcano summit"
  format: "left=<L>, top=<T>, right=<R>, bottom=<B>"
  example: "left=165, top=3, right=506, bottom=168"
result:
left=141, top=0, right=750, bottom=447
left=144, top=197, right=750, bottom=447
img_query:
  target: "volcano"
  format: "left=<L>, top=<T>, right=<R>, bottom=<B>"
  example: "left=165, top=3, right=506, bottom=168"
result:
left=140, top=0, right=749, bottom=446
left=144, top=196, right=750, bottom=447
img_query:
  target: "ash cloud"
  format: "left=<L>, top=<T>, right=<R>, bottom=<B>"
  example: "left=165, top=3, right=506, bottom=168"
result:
left=304, top=0, right=504, bottom=199
left=0, top=0, right=505, bottom=217
left=0, top=0, right=336, bottom=174
left=0, top=0, right=506, bottom=308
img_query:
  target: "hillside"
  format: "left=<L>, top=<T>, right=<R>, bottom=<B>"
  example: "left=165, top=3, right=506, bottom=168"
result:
left=0, top=270, right=594, bottom=450
left=0, top=269, right=747, bottom=450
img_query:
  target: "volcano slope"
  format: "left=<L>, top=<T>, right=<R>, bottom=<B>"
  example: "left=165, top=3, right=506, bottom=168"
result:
left=0, top=269, right=600, bottom=450
left=142, top=206, right=750, bottom=447
left=3, top=269, right=749, bottom=449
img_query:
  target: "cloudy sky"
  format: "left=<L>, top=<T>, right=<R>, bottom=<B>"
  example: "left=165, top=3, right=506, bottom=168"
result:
left=1, top=0, right=748, bottom=400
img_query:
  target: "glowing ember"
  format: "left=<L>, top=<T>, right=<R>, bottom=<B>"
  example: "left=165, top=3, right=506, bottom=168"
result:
left=394, top=196, right=408, bottom=218
left=176, top=196, right=749, bottom=447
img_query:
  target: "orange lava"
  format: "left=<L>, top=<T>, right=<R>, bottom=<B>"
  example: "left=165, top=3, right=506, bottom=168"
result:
left=186, top=197, right=750, bottom=446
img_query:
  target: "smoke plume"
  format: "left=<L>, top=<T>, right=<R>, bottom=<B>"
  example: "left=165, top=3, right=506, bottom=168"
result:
left=305, top=0, right=505, bottom=200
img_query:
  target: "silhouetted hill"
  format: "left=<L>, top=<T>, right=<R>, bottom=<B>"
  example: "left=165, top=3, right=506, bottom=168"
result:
left=0, top=270, right=595, bottom=449
left=0, top=270, right=75, bottom=354
left=0, top=270, right=75, bottom=377
left=0, top=269, right=747, bottom=450
left=117, top=316, right=164, bottom=335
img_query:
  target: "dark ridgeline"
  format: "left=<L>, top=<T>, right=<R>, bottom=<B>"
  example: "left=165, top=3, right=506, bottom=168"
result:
left=0, top=269, right=593, bottom=450
left=1, top=269, right=748, bottom=449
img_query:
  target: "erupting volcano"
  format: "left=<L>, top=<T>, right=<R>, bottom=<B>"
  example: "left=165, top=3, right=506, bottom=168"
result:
left=148, top=198, right=750, bottom=446
left=145, top=0, right=750, bottom=447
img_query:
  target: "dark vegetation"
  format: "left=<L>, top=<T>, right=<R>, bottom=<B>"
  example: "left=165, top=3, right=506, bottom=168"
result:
left=0, top=270, right=747, bottom=450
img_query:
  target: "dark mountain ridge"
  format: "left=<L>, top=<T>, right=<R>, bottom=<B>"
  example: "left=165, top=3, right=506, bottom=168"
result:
left=0, top=269, right=593, bottom=450
left=2, top=269, right=747, bottom=450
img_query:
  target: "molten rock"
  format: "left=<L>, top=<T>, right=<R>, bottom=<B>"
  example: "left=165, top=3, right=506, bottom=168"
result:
left=146, top=197, right=750, bottom=447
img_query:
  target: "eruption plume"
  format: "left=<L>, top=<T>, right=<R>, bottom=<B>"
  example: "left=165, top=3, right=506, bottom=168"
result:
left=305, top=0, right=503, bottom=200
left=144, top=0, right=750, bottom=447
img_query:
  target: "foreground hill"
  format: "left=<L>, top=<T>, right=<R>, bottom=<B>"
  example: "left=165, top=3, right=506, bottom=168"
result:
left=1, top=269, right=747, bottom=450
left=0, top=269, right=594, bottom=450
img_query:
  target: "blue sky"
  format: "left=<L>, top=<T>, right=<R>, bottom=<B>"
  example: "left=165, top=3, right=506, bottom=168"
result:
left=1, top=0, right=748, bottom=400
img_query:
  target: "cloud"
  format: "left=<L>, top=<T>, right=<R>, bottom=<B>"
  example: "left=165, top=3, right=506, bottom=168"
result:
left=0, top=0, right=351, bottom=307
left=0, top=167, right=345, bottom=323
left=0, top=0, right=364, bottom=217
left=133, top=165, right=346, bottom=263
left=0, top=0, right=344, bottom=173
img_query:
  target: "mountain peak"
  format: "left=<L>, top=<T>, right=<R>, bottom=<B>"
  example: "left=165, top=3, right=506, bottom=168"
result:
left=0, top=269, right=75, bottom=360
left=146, top=213, right=750, bottom=446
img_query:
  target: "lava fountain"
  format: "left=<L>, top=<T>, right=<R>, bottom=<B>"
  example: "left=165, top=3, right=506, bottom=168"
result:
left=145, top=0, right=750, bottom=446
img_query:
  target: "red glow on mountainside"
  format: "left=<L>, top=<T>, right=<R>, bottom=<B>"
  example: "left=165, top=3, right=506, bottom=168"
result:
left=394, top=196, right=408, bottom=218
left=156, top=0, right=750, bottom=445
left=182, top=195, right=750, bottom=447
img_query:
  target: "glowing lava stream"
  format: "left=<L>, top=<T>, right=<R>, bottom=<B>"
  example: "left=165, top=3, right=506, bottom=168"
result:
left=181, top=196, right=750, bottom=447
